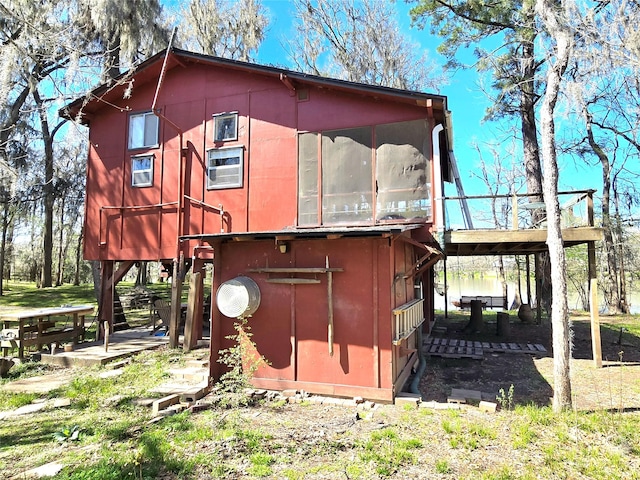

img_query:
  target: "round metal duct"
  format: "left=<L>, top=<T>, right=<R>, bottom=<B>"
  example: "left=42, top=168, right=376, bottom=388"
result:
left=216, top=276, right=261, bottom=318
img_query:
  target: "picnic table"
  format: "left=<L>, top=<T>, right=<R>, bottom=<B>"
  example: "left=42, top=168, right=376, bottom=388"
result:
left=0, top=305, right=94, bottom=358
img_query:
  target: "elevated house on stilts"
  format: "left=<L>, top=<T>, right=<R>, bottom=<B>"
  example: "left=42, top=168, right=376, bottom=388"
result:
left=61, top=47, right=602, bottom=403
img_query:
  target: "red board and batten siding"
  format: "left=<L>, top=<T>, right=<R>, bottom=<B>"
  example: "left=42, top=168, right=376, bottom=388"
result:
left=210, top=236, right=405, bottom=402
left=83, top=61, right=436, bottom=261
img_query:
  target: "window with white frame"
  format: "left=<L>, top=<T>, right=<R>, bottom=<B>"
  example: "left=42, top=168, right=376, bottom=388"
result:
left=131, top=155, right=154, bottom=187
left=213, top=112, right=238, bottom=142
left=128, top=111, right=159, bottom=149
left=207, top=147, right=244, bottom=189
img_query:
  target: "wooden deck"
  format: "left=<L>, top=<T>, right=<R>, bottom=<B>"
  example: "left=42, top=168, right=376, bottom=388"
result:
left=445, top=226, right=603, bottom=256
left=38, top=328, right=172, bottom=367
left=443, top=189, right=603, bottom=256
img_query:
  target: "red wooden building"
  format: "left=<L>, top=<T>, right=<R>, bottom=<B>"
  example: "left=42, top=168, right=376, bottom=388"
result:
left=62, top=48, right=453, bottom=402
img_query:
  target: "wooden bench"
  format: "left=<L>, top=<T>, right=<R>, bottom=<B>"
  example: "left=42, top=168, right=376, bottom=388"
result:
left=457, top=295, right=507, bottom=310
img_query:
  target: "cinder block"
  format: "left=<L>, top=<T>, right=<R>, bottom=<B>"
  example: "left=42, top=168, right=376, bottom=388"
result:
left=180, top=385, right=211, bottom=403
left=479, top=401, right=497, bottom=413
left=447, top=396, right=466, bottom=404
left=395, top=395, right=420, bottom=407
left=152, top=394, right=180, bottom=416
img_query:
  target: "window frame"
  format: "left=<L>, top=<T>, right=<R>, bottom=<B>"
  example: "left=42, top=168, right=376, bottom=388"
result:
left=213, top=112, right=239, bottom=142
left=206, top=146, right=244, bottom=190
left=131, top=154, right=154, bottom=188
left=128, top=111, right=159, bottom=150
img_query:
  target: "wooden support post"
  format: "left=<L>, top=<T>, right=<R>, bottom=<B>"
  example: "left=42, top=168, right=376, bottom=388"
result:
left=512, top=194, right=518, bottom=230
left=327, top=256, right=334, bottom=356
left=525, top=254, right=531, bottom=304
left=169, top=253, right=184, bottom=348
left=496, top=312, right=510, bottom=338
left=534, top=254, right=542, bottom=324
left=587, top=241, right=596, bottom=290
left=590, top=279, right=602, bottom=368
left=105, top=260, right=115, bottom=352
left=210, top=242, right=222, bottom=380
left=193, top=258, right=206, bottom=341
left=463, top=300, right=484, bottom=333
left=183, top=272, right=202, bottom=352
left=98, top=260, right=114, bottom=341
left=443, top=258, right=448, bottom=319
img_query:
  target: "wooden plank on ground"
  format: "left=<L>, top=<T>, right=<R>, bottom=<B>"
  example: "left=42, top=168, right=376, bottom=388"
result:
left=183, top=272, right=202, bottom=352
left=451, top=388, right=483, bottom=402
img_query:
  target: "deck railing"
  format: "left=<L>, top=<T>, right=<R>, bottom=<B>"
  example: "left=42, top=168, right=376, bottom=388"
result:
left=392, top=298, right=425, bottom=345
left=443, top=189, right=595, bottom=231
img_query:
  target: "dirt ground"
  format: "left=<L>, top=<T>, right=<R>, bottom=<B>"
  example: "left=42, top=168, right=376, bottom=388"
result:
left=418, top=311, right=640, bottom=411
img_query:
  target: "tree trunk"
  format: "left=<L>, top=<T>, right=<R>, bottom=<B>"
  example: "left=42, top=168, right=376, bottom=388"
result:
left=519, top=8, right=553, bottom=316
left=536, top=0, right=573, bottom=412
left=520, top=23, right=543, bottom=207
left=74, top=230, right=83, bottom=286
left=0, top=193, right=8, bottom=296
left=135, top=261, right=148, bottom=286
left=56, top=196, right=65, bottom=286
left=33, top=88, right=54, bottom=288
left=585, top=109, right=620, bottom=313
left=613, top=181, right=630, bottom=313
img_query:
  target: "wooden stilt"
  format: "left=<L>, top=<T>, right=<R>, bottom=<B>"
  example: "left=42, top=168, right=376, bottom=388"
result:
left=463, top=300, right=484, bottom=333
left=169, top=253, right=184, bottom=348
left=183, top=272, right=202, bottom=352
left=496, top=312, right=510, bottom=338
left=327, top=256, right=334, bottom=356
left=534, top=254, right=542, bottom=324
left=590, top=279, right=602, bottom=368
left=525, top=254, right=531, bottom=304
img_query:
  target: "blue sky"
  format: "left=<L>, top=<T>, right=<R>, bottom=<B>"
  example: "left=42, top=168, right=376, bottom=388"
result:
left=254, top=0, right=603, bottom=213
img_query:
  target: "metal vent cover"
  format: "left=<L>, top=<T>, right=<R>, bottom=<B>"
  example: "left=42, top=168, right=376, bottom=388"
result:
left=216, top=276, right=261, bottom=318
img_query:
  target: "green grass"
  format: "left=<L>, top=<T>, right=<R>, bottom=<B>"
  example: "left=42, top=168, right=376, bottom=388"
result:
left=1, top=285, right=639, bottom=479
left=0, top=280, right=188, bottom=310
left=0, top=344, right=638, bottom=479
left=1, top=282, right=97, bottom=308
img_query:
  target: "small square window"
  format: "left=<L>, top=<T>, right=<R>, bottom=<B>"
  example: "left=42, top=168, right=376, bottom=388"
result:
left=297, top=89, right=309, bottom=102
left=128, top=111, right=159, bottom=149
left=213, top=112, right=238, bottom=142
left=207, top=147, right=243, bottom=189
left=131, top=155, right=153, bottom=187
